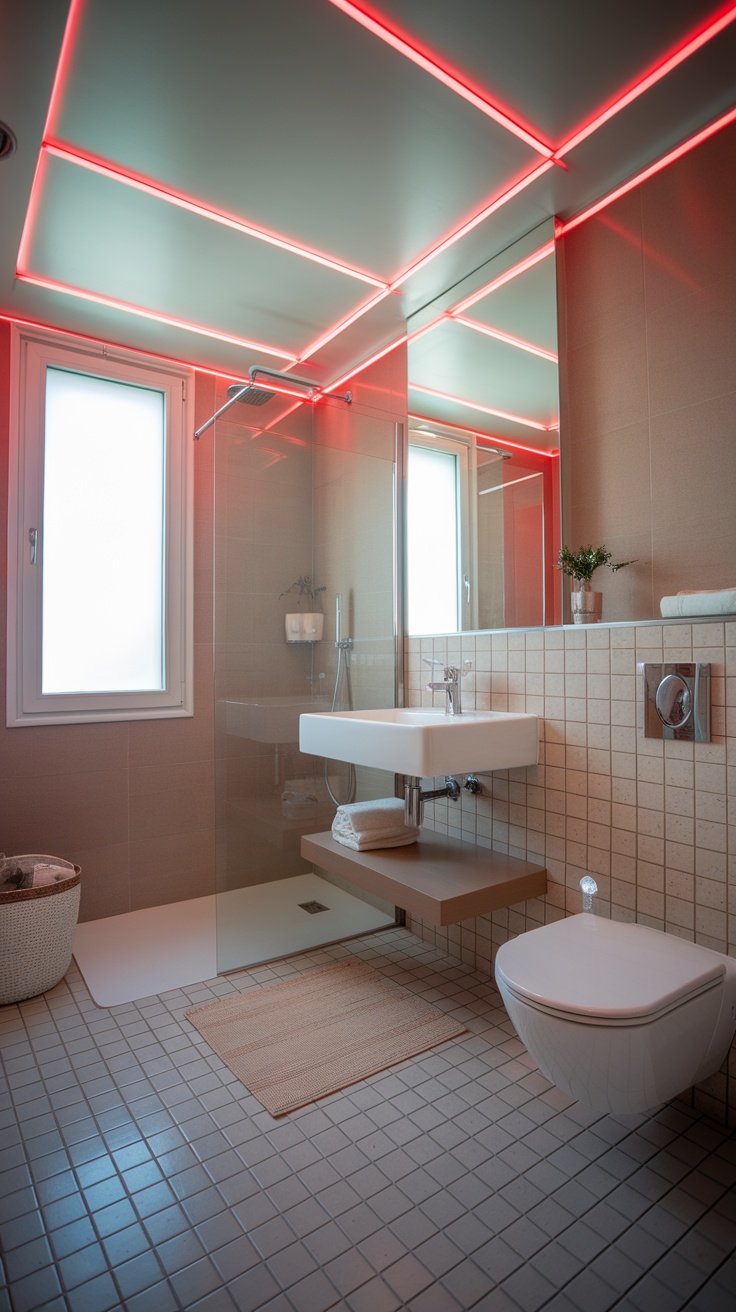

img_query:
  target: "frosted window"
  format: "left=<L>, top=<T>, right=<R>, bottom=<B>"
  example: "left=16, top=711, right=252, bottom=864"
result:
left=407, top=445, right=458, bottom=634
left=42, top=368, right=165, bottom=693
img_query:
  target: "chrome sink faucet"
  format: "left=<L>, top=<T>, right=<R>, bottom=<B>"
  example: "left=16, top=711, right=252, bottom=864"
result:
left=424, top=658, right=472, bottom=716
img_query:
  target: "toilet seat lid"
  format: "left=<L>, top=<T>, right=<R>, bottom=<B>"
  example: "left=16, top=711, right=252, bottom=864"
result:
left=495, top=915, right=725, bottom=1021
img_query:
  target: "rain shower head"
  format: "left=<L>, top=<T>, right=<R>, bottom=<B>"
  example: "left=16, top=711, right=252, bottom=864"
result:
left=194, top=364, right=352, bottom=439
left=226, top=383, right=275, bottom=406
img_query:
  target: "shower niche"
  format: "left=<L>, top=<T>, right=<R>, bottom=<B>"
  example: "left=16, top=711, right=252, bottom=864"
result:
left=212, top=370, right=401, bottom=970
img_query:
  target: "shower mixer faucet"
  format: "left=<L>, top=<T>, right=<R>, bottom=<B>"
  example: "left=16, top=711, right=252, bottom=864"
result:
left=423, top=659, right=472, bottom=715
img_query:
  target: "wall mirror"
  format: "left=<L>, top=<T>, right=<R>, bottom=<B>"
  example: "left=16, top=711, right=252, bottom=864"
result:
left=406, top=219, right=561, bottom=634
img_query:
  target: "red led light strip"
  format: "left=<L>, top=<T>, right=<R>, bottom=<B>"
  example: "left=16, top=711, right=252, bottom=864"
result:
left=451, top=315, right=558, bottom=363
left=15, top=272, right=298, bottom=362
left=410, top=383, right=555, bottom=433
left=20, top=0, right=735, bottom=380
left=450, top=241, right=555, bottom=316
left=559, top=103, right=736, bottom=234
left=41, top=0, right=86, bottom=141
left=41, top=142, right=388, bottom=289
left=556, top=4, right=736, bottom=157
left=409, top=414, right=559, bottom=459
left=390, top=162, right=554, bottom=289
left=324, top=333, right=408, bottom=393
left=325, top=0, right=552, bottom=157
left=296, top=287, right=392, bottom=362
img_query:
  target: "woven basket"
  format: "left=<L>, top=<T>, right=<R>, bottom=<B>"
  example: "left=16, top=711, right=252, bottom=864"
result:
left=0, top=855, right=81, bottom=1006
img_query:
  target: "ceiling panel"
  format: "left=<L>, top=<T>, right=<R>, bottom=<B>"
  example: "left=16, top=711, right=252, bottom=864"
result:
left=52, top=0, right=537, bottom=278
left=369, top=0, right=731, bottom=142
left=2, top=0, right=734, bottom=385
left=544, top=27, right=736, bottom=223
left=24, top=152, right=380, bottom=357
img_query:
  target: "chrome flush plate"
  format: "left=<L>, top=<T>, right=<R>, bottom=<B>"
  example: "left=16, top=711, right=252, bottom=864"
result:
left=640, top=662, right=710, bottom=741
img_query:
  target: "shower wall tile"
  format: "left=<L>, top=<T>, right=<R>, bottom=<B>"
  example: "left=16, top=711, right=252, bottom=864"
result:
left=406, top=615, right=736, bottom=1124
left=0, top=719, right=129, bottom=782
left=75, top=842, right=131, bottom=921
left=1, top=767, right=130, bottom=856
left=560, top=188, right=645, bottom=350
left=640, top=123, right=736, bottom=311
left=566, top=314, right=650, bottom=439
left=649, top=390, right=736, bottom=599
left=128, top=644, right=215, bottom=767
left=129, top=828, right=216, bottom=911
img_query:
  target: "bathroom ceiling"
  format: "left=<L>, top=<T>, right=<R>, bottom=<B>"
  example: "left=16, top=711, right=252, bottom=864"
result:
left=1, top=0, right=735, bottom=435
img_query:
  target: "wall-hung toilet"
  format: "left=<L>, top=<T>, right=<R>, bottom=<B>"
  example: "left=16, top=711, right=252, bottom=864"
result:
left=495, top=914, right=736, bottom=1114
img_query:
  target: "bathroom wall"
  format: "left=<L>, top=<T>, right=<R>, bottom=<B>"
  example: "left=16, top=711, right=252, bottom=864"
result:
left=0, top=329, right=217, bottom=921
left=406, top=617, right=736, bottom=1124
left=557, top=121, right=736, bottom=622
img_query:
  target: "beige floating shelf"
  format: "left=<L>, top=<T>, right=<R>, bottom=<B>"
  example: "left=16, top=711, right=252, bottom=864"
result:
left=301, top=830, right=547, bottom=927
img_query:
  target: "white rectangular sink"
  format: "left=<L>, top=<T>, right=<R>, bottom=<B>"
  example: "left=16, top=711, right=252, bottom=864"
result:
left=299, top=707, right=538, bottom=777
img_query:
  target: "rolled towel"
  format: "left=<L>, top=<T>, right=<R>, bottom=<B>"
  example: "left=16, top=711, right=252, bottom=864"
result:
left=332, top=797, right=419, bottom=851
left=660, top=589, right=736, bottom=618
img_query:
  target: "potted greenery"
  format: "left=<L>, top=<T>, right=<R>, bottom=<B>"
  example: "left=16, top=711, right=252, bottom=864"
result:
left=556, top=545, right=635, bottom=624
left=280, top=575, right=326, bottom=642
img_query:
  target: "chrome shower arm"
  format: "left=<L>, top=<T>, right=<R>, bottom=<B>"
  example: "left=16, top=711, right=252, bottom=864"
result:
left=249, top=365, right=315, bottom=393
left=250, top=365, right=352, bottom=405
left=193, top=385, right=251, bottom=440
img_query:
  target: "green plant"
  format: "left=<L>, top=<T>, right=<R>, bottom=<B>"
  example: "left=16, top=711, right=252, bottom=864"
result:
left=279, top=575, right=326, bottom=608
left=556, top=545, right=635, bottom=586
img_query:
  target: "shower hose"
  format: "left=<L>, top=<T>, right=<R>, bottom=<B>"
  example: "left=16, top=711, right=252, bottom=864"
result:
left=324, top=640, right=356, bottom=806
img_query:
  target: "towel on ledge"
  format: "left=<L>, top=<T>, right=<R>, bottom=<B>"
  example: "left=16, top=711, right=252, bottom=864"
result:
left=332, top=797, right=419, bottom=851
left=660, top=589, right=736, bottom=618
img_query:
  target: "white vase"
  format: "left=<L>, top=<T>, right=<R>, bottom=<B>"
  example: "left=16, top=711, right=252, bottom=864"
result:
left=285, top=612, right=324, bottom=642
left=571, top=584, right=602, bottom=624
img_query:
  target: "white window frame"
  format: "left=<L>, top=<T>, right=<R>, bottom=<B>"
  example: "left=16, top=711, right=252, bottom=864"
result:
left=7, top=325, right=194, bottom=725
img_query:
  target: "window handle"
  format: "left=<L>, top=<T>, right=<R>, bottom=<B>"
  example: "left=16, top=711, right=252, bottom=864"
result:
left=29, top=528, right=37, bottom=565
left=463, top=573, right=470, bottom=603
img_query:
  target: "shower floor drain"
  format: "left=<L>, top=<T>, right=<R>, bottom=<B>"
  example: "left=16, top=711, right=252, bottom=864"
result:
left=298, top=900, right=329, bottom=914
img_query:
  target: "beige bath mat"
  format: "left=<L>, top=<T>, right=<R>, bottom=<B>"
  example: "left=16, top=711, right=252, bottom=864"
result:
left=185, top=957, right=467, bottom=1116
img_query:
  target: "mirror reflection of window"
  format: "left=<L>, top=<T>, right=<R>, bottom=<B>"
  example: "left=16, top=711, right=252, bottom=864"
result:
left=477, top=455, right=545, bottom=629
left=407, top=439, right=469, bottom=635
left=406, top=218, right=560, bottom=632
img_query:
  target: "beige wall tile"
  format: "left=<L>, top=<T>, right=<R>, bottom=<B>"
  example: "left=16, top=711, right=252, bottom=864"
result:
left=129, top=828, right=216, bottom=910
left=407, top=605, right=736, bottom=1122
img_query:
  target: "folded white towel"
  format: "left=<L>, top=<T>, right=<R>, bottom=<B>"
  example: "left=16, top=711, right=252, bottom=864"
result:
left=333, top=830, right=420, bottom=852
left=332, top=797, right=419, bottom=851
left=660, top=590, right=736, bottom=617
left=334, top=798, right=408, bottom=831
